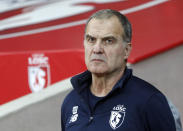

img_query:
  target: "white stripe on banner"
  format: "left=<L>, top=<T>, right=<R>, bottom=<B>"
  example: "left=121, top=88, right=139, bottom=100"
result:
left=0, top=78, right=72, bottom=118
left=0, top=0, right=168, bottom=40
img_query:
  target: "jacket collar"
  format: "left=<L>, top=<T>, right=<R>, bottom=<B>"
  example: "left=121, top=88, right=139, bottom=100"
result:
left=71, top=70, right=92, bottom=93
left=71, top=67, right=132, bottom=94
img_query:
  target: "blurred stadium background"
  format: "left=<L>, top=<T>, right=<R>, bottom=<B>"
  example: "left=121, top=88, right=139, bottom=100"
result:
left=0, top=0, right=182, bottom=130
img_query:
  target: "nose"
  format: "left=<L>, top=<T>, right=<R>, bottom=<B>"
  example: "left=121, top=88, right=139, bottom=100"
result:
left=93, top=40, right=103, bottom=54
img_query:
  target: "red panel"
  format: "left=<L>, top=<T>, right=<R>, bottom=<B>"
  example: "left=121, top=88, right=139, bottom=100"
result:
left=127, top=0, right=183, bottom=63
left=0, top=25, right=85, bottom=52
left=0, top=50, right=86, bottom=105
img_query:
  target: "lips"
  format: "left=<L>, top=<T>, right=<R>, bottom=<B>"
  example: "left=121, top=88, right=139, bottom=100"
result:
left=91, top=59, right=104, bottom=62
left=90, top=54, right=106, bottom=63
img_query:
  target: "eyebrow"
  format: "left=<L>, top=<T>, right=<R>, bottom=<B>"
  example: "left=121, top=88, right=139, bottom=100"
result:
left=85, top=34, right=97, bottom=40
left=85, top=34, right=116, bottom=40
left=102, top=36, right=116, bottom=40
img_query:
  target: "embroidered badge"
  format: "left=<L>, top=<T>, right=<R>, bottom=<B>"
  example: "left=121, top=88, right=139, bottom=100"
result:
left=109, top=105, right=126, bottom=130
left=69, top=106, right=79, bottom=123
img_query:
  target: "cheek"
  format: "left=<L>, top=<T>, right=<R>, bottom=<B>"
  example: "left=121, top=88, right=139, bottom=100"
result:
left=85, top=47, right=90, bottom=58
left=84, top=46, right=91, bottom=64
left=108, top=48, right=125, bottom=63
left=85, top=54, right=89, bottom=65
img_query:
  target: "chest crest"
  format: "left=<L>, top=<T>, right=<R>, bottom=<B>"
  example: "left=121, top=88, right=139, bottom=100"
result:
left=109, top=105, right=126, bottom=130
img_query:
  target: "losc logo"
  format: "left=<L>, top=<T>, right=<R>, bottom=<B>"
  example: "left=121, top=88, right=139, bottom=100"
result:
left=109, top=105, right=126, bottom=130
left=28, top=54, right=50, bottom=92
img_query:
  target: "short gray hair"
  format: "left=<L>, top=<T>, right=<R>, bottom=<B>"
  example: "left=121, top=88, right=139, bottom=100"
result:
left=85, top=9, right=132, bottom=43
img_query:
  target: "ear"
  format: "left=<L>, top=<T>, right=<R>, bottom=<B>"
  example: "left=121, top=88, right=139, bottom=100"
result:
left=124, top=43, right=131, bottom=60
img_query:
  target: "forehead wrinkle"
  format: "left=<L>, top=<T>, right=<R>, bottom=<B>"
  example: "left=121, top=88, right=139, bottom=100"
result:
left=86, top=17, right=124, bottom=39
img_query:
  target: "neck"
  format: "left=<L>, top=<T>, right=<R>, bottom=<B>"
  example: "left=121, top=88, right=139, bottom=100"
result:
left=91, top=67, right=126, bottom=97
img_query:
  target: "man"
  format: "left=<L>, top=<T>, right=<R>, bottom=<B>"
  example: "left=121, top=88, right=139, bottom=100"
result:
left=61, top=9, right=181, bottom=131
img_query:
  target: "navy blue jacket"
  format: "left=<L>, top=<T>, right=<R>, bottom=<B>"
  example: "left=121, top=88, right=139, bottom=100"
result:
left=61, top=68, right=176, bottom=131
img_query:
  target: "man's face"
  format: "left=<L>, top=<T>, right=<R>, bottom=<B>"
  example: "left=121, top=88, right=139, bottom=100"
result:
left=84, top=16, right=131, bottom=75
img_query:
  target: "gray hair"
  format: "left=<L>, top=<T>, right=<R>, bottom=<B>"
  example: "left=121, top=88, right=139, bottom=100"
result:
left=85, top=9, right=132, bottom=43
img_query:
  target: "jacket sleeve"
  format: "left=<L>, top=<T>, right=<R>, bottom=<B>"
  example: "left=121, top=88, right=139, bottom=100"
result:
left=61, top=104, right=65, bottom=131
left=61, top=117, right=65, bottom=131
left=61, top=98, right=68, bottom=131
left=166, top=98, right=182, bottom=131
left=144, top=93, right=176, bottom=131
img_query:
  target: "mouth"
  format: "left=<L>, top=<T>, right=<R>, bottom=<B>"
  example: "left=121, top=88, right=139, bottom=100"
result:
left=91, top=59, right=105, bottom=62
left=90, top=55, right=106, bottom=63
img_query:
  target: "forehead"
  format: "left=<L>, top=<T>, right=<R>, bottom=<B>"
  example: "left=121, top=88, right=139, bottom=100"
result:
left=85, top=16, right=124, bottom=37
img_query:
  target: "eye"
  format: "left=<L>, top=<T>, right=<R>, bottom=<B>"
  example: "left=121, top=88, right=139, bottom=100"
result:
left=86, top=35, right=96, bottom=43
left=104, top=37, right=116, bottom=45
left=88, top=37, right=96, bottom=43
left=105, top=39, right=113, bottom=44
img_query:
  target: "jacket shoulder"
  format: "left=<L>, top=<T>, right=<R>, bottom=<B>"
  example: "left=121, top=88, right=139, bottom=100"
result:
left=61, top=89, right=77, bottom=111
left=127, top=75, right=162, bottom=96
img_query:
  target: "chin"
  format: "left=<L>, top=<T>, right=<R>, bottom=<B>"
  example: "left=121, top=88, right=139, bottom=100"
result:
left=86, top=62, right=108, bottom=74
left=88, top=66, right=107, bottom=74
